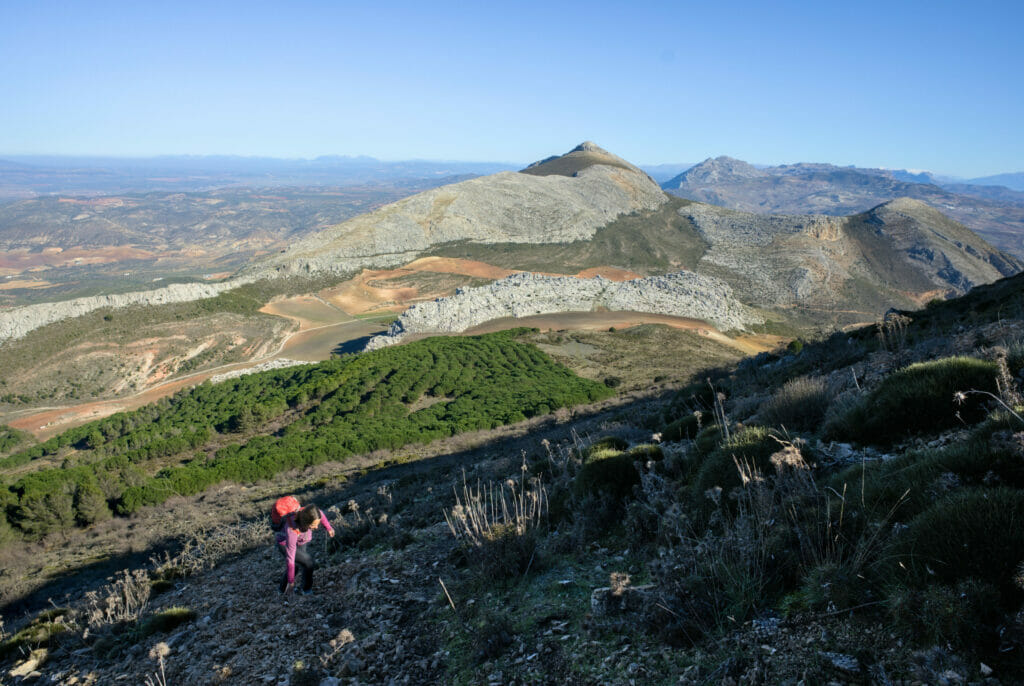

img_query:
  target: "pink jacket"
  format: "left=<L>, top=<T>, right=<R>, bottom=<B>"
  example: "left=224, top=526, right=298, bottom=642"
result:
left=275, top=510, right=334, bottom=584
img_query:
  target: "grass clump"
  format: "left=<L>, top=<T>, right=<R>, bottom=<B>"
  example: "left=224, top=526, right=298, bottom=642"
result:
left=826, top=356, right=998, bottom=445
left=444, top=466, right=547, bottom=579
left=136, top=606, right=196, bottom=638
left=757, top=375, right=831, bottom=432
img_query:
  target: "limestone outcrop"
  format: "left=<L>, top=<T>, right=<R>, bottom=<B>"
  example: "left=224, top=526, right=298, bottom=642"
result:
left=0, top=278, right=255, bottom=343
left=365, top=271, right=761, bottom=349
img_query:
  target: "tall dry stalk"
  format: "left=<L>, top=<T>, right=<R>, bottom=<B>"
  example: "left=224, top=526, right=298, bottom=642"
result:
left=444, top=460, right=547, bottom=548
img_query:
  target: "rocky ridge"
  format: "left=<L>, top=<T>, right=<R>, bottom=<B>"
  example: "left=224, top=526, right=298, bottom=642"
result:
left=365, top=270, right=761, bottom=349
left=680, top=198, right=1021, bottom=313
left=0, top=277, right=255, bottom=344
left=663, top=157, right=1024, bottom=258
left=247, top=143, right=667, bottom=279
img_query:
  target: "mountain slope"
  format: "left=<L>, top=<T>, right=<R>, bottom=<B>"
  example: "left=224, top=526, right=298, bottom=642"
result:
left=681, top=197, right=1022, bottom=325
left=248, top=143, right=668, bottom=278
left=664, top=157, right=1024, bottom=258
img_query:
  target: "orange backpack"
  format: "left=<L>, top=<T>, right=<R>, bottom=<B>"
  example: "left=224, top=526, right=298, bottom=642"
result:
left=270, top=495, right=301, bottom=532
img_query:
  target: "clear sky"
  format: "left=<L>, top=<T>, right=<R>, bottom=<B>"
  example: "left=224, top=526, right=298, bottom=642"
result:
left=1, top=0, right=1021, bottom=177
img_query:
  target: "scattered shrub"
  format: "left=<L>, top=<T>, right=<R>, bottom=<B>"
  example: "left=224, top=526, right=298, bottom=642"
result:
left=888, top=579, right=1002, bottom=650
left=893, top=487, right=1024, bottom=598
left=692, top=426, right=782, bottom=500
left=661, top=413, right=702, bottom=442
left=693, top=423, right=724, bottom=455
left=758, top=376, right=830, bottom=432
left=826, top=357, right=999, bottom=445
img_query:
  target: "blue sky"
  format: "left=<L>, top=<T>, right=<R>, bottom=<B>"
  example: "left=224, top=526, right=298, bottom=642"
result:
left=1, top=0, right=1021, bottom=176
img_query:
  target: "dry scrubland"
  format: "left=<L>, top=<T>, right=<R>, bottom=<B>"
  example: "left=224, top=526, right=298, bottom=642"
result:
left=2, top=274, right=1024, bottom=684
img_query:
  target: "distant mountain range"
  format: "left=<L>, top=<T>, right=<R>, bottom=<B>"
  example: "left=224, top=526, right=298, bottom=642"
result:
left=0, top=154, right=516, bottom=201
left=662, top=156, right=1024, bottom=258
left=251, top=142, right=1021, bottom=328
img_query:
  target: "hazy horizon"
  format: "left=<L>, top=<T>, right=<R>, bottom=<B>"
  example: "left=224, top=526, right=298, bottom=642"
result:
left=2, top=1, right=1022, bottom=177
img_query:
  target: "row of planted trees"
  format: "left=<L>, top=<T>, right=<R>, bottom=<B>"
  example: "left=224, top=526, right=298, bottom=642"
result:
left=0, top=329, right=612, bottom=540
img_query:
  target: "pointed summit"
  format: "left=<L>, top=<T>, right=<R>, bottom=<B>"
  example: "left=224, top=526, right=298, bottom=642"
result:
left=520, top=141, right=642, bottom=178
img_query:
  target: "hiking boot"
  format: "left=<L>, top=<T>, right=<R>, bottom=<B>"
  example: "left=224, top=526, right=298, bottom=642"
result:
left=299, top=588, right=313, bottom=596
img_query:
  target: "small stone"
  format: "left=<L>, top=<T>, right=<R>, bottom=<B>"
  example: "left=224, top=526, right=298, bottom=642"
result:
left=980, top=663, right=993, bottom=677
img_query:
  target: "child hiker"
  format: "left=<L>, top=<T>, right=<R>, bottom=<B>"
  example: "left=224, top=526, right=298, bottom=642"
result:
left=275, top=503, right=335, bottom=595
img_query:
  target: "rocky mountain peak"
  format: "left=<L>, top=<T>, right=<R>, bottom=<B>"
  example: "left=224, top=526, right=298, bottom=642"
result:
left=663, top=156, right=766, bottom=188
left=570, top=141, right=610, bottom=155
left=520, top=141, right=642, bottom=177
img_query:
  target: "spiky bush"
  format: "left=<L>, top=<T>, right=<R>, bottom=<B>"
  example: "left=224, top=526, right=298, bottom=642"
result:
left=893, top=487, right=1024, bottom=598
left=661, top=413, right=702, bottom=442
left=692, top=426, right=782, bottom=502
left=693, top=423, right=724, bottom=455
left=573, top=447, right=639, bottom=503
left=136, top=606, right=196, bottom=638
left=758, top=375, right=831, bottom=432
left=833, top=432, right=1024, bottom=522
left=825, top=357, right=998, bottom=445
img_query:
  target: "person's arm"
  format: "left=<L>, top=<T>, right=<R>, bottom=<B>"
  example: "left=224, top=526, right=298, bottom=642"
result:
left=320, top=510, right=335, bottom=538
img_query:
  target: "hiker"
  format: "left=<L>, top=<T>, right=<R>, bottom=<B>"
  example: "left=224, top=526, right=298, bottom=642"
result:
left=275, top=503, right=335, bottom=595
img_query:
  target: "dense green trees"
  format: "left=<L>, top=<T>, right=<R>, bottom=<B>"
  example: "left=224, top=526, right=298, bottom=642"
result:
left=1, top=330, right=611, bottom=538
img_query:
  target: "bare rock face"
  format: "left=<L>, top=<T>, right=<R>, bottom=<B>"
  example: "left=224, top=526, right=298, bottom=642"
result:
left=0, top=277, right=256, bottom=344
left=365, top=271, right=761, bottom=349
left=249, top=143, right=668, bottom=279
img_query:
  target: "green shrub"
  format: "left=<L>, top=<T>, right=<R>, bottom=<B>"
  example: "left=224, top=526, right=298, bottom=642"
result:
left=758, top=376, right=830, bottom=432
left=794, top=562, right=865, bottom=612
left=893, top=487, right=1024, bottom=598
left=575, top=449, right=639, bottom=503
left=888, top=579, right=1001, bottom=650
left=662, top=413, right=702, bottom=442
left=692, top=426, right=781, bottom=499
left=833, top=434, right=1024, bottom=522
left=586, top=436, right=629, bottom=454
left=693, top=423, right=724, bottom=455
left=826, top=357, right=998, bottom=445
left=628, top=444, right=663, bottom=462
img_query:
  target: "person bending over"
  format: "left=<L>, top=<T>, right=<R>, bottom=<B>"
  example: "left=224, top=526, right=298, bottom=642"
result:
left=276, top=504, right=335, bottom=595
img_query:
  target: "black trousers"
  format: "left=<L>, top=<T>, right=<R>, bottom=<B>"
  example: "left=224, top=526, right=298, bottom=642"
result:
left=278, top=543, right=316, bottom=592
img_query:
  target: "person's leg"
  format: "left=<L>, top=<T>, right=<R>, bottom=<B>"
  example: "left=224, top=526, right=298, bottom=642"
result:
left=294, top=545, right=316, bottom=592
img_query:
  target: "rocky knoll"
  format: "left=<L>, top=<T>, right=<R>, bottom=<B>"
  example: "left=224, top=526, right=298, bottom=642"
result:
left=681, top=198, right=1022, bottom=317
left=365, top=271, right=761, bottom=349
left=246, top=142, right=667, bottom=279
left=0, top=278, right=254, bottom=343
